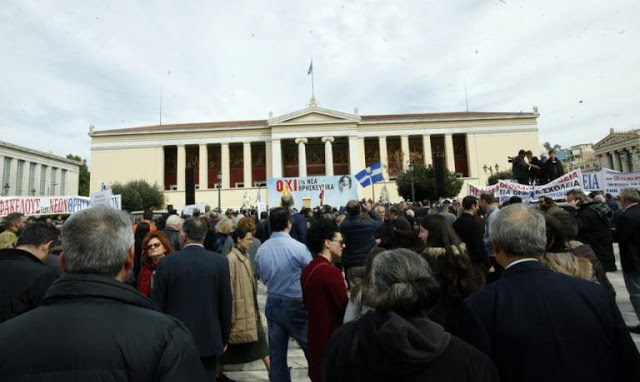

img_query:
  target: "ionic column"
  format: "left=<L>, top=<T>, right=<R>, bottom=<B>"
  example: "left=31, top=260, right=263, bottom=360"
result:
left=198, top=144, right=208, bottom=190
left=177, top=145, right=186, bottom=191
left=295, top=138, right=308, bottom=177
left=444, top=134, right=456, bottom=172
left=271, top=139, right=282, bottom=178
left=465, top=133, right=477, bottom=178
left=422, top=135, right=432, bottom=167
left=349, top=136, right=365, bottom=176
left=322, top=136, right=335, bottom=176
left=157, top=146, right=165, bottom=190
left=221, top=143, right=230, bottom=188
left=401, top=135, right=410, bottom=171
left=243, top=142, right=252, bottom=187
left=379, top=136, right=389, bottom=179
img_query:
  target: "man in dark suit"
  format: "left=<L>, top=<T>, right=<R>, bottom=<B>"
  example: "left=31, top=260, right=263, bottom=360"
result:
left=453, top=196, right=492, bottom=274
left=152, top=217, right=232, bottom=382
left=458, top=204, right=640, bottom=382
left=340, top=200, right=383, bottom=286
left=616, top=188, right=640, bottom=333
left=511, top=149, right=529, bottom=185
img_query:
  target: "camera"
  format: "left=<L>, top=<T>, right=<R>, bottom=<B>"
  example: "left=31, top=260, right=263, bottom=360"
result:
left=507, top=156, right=516, bottom=163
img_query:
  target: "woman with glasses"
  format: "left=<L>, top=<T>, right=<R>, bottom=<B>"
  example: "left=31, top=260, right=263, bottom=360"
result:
left=301, top=219, right=348, bottom=382
left=136, top=231, right=172, bottom=297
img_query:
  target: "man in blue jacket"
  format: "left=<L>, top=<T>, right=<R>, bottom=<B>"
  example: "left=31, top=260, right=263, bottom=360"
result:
left=339, top=200, right=383, bottom=286
left=458, top=204, right=640, bottom=382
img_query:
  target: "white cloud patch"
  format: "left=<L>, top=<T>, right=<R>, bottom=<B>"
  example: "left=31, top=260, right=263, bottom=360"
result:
left=0, top=0, right=638, bottom=166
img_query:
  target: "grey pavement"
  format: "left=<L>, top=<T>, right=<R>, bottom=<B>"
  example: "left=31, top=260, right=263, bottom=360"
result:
left=226, top=245, right=640, bottom=381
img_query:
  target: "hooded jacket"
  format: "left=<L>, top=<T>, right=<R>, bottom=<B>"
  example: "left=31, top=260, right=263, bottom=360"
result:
left=322, top=310, right=498, bottom=382
left=0, top=274, right=207, bottom=381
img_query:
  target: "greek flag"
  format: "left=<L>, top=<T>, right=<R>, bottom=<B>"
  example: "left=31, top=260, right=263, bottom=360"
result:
left=354, top=161, right=384, bottom=187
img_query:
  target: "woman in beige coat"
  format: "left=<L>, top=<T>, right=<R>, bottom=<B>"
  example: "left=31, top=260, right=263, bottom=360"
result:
left=218, top=226, right=269, bottom=381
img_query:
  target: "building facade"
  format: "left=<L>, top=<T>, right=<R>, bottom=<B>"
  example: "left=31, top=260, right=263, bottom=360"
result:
left=90, top=103, right=540, bottom=209
left=592, top=128, right=640, bottom=172
left=0, top=140, right=81, bottom=197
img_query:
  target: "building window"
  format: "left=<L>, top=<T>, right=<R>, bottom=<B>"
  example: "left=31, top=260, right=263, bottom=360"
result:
left=16, top=160, right=24, bottom=195
left=40, top=165, right=47, bottom=195
left=2, top=157, right=11, bottom=195
left=60, top=169, right=67, bottom=195
left=51, top=167, right=57, bottom=195
left=28, top=163, right=36, bottom=195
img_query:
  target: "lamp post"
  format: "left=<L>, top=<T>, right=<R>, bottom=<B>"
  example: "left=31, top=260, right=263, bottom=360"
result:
left=409, top=162, right=415, bottom=204
left=217, top=171, right=223, bottom=212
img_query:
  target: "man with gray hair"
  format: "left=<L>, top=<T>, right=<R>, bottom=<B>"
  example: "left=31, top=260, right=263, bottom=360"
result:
left=153, top=217, right=232, bottom=382
left=161, top=214, right=182, bottom=251
left=615, top=187, right=640, bottom=333
left=459, top=204, right=640, bottom=381
left=0, top=206, right=207, bottom=380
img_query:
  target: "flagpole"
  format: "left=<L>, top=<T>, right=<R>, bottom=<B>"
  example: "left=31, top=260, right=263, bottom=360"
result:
left=311, top=62, right=315, bottom=100
left=370, top=173, right=375, bottom=203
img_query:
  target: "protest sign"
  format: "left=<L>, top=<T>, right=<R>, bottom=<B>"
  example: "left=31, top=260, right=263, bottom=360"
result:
left=467, top=184, right=498, bottom=197
left=602, top=169, right=640, bottom=196
left=90, top=189, right=113, bottom=208
left=267, top=175, right=358, bottom=211
left=0, top=195, right=122, bottom=217
left=182, top=203, right=205, bottom=216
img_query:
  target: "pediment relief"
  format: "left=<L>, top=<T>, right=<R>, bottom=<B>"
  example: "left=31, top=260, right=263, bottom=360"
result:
left=593, top=133, right=640, bottom=150
left=268, top=106, right=360, bottom=126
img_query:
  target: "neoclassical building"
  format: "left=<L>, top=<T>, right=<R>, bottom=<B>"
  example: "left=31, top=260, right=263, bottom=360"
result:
left=1, top=140, right=81, bottom=197
left=90, top=101, right=540, bottom=209
left=592, top=128, right=640, bottom=172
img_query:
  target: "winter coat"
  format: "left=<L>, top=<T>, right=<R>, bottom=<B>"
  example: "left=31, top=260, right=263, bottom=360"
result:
left=0, top=274, right=207, bottom=381
left=567, top=241, right=616, bottom=295
left=0, top=248, right=57, bottom=323
left=227, top=247, right=258, bottom=344
left=340, top=211, right=384, bottom=267
left=322, top=310, right=499, bottom=382
left=160, top=227, right=181, bottom=251
left=574, top=202, right=616, bottom=272
left=136, top=261, right=158, bottom=298
left=616, top=203, right=640, bottom=274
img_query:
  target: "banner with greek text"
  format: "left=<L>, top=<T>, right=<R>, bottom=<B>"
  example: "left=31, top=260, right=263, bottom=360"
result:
left=602, top=169, right=640, bottom=196
left=466, top=169, right=583, bottom=202
left=0, top=195, right=121, bottom=217
left=267, top=176, right=358, bottom=211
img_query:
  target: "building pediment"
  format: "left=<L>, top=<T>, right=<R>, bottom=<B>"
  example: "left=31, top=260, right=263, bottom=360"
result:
left=593, top=132, right=640, bottom=150
left=268, top=106, right=360, bottom=126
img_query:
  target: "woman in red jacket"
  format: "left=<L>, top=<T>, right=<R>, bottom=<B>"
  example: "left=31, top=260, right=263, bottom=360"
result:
left=302, top=219, right=348, bottom=382
left=137, top=231, right=172, bottom=297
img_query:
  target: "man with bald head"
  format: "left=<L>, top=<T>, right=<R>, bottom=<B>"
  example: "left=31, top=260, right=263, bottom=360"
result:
left=281, top=195, right=307, bottom=244
left=459, top=204, right=640, bottom=381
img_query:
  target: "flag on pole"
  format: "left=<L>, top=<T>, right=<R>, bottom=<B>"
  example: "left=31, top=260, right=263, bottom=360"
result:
left=354, top=161, right=384, bottom=187
left=307, top=60, right=313, bottom=75
left=100, top=182, right=109, bottom=191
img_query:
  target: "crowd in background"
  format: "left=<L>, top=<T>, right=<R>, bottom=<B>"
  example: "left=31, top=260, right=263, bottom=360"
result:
left=1, top=185, right=640, bottom=381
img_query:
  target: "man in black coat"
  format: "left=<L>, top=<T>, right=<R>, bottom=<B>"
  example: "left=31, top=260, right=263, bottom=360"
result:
left=282, top=195, right=308, bottom=244
left=458, top=204, right=640, bottom=382
left=389, top=206, right=414, bottom=248
left=542, top=150, right=564, bottom=183
left=0, top=221, right=58, bottom=323
left=160, top=214, right=182, bottom=251
left=525, top=150, right=542, bottom=184
left=0, top=206, right=206, bottom=381
left=616, top=188, right=640, bottom=333
left=453, top=196, right=492, bottom=273
left=152, top=217, right=232, bottom=381
left=567, top=190, right=617, bottom=271
left=340, top=200, right=384, bottom=286
left=511, top=149, right=529, bottom=185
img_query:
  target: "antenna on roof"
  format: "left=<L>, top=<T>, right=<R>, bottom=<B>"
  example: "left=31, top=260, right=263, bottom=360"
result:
left=464, top=77, right=469, bottom=112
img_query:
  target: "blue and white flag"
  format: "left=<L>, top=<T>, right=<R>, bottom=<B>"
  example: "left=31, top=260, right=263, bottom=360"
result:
left=354, top=161, right=384, bottom=187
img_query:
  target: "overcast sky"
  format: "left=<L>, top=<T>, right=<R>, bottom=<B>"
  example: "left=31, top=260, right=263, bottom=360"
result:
left=1, top=0, right=638, bottom=167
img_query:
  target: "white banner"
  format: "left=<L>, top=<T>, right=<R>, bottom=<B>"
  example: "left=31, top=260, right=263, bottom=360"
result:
left=182, top=203, right=205, bottom=216
left=467, top=169, right=583, bottom=202
left=602, top=169, right=640, bottom=196
left=0, top=195, right=121, bottom=217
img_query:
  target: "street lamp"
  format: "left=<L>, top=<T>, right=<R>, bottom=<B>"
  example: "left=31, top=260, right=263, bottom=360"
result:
left=409, top=162, right=415, bottom=204
left=217, top=171, right=223, bottom=212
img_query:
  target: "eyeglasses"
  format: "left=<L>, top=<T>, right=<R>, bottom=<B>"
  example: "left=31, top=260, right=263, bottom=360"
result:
left=329, top=239, right=344, bottom=245
left=145, top=242, right=162, bottom=251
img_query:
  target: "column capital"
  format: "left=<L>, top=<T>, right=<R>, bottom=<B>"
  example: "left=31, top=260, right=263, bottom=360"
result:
left=321, top=136, right=335, bottom=144
left=295, top=138, right=308, bottom=145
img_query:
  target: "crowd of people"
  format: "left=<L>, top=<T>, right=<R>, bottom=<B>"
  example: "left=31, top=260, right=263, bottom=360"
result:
left=1, top=186, right=640, bottom=381
left=511, top=148, right=565, bottom=185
